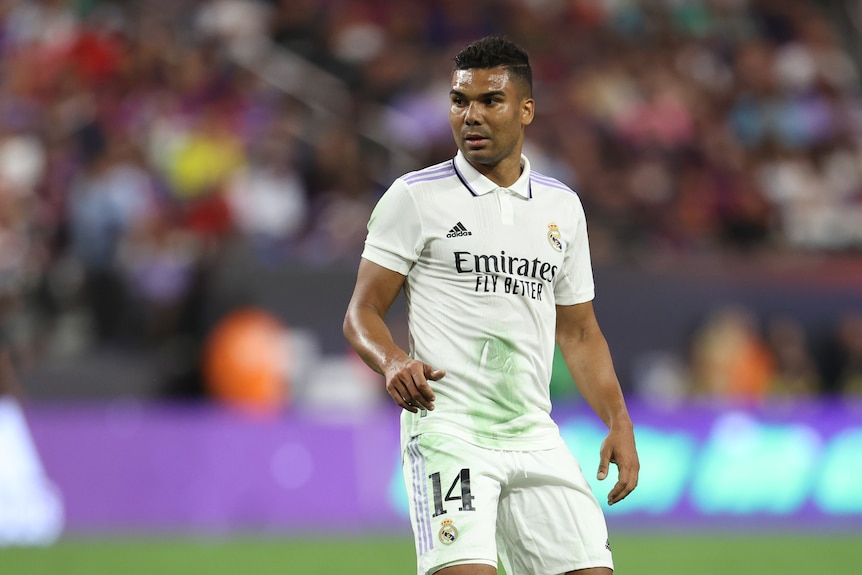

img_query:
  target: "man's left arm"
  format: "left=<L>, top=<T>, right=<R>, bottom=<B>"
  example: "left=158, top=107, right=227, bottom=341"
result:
left=555, top=301, right=640, bottom=505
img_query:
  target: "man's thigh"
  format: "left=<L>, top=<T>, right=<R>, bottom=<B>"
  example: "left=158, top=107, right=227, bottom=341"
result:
left=403, top=433, right=505, bottom=575
left=496, top=445, right=613, bottom=575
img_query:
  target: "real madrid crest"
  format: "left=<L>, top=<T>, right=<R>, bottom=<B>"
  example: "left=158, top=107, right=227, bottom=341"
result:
left=547, top=222, right=563, bottom=252
left=438, top=519, right=458, bottom=545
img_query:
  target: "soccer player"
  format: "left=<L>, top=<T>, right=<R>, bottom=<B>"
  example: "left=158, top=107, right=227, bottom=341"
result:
left=343, top=36, right=639, bottom=575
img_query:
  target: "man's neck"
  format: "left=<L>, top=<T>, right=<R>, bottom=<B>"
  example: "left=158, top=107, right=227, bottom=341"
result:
left=470, top=154, right=523, bottom=188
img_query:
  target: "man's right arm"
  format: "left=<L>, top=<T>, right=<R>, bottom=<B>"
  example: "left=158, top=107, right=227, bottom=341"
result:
left=343, top=258, right=442, bottom=412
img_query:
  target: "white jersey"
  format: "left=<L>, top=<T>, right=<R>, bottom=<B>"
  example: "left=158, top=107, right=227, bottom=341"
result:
left=362, top=151, right=595, bottom=450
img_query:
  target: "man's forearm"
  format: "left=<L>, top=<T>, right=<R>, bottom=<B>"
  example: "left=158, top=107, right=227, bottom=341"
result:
left=558, top=331, right=632, bottom=430
left=344, top=304, right=409, bottom=377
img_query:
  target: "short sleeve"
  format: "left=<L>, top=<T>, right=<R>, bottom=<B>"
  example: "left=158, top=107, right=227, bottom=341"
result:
left=361, top=179, right=424, bottom=275
left=554, top=197, right=595, bottom=305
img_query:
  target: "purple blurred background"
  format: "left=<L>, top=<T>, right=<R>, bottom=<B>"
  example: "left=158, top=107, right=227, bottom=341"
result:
left=25, top=400, right=862, bottom=534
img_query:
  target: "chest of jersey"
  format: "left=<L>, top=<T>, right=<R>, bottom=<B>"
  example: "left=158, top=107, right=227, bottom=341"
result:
left=419, top=189, right=569, bottom=303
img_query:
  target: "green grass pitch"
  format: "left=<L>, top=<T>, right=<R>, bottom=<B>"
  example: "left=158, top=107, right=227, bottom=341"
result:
left=0, top=533, right=858, bottom=574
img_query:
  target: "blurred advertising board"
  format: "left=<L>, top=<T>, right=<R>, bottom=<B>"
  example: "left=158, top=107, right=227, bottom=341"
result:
left=24, top=399, right=862, bottom=535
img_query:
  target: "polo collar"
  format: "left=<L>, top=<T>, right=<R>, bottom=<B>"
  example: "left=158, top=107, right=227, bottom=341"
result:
left=452, top=150, right=532, bottom=199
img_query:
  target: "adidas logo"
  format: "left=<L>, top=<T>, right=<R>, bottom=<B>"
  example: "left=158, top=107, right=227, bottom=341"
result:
left=446, top=222, right=472, bottom=238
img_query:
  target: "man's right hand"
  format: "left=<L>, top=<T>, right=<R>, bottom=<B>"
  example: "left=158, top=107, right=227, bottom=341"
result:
left=385, top=360, right=445, bottom=413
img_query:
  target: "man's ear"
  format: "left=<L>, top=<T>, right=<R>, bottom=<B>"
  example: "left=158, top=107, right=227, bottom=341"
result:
left=522, top=97, right=535, bottom=126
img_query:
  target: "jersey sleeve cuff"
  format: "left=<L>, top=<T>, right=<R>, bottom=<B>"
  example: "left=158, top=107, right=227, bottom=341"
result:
left=361, top=245, right=412, bottom=276
left=555, top=290, right=595, bottom=306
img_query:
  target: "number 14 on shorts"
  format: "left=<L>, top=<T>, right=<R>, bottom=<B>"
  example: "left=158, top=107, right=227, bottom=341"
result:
left=429, top=468, right=475, bottom=516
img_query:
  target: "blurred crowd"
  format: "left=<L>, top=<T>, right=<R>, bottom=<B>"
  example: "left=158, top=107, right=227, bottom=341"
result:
left=0, top=0, right=861, bottom=403
left=624, top=305, right=862, bottom=405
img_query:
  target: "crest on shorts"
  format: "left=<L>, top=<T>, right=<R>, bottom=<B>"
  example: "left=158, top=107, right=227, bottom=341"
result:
left=438, top=519, right=458, bottom=545
left=547, top=223, right=563, bottom=252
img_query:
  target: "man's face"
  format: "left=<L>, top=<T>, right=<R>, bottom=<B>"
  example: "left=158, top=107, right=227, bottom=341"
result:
left=449, top=66, right=534, bottom=169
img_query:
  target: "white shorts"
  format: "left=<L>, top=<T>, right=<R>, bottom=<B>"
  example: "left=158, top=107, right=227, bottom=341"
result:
left=403, top=432, right=613, bottom=575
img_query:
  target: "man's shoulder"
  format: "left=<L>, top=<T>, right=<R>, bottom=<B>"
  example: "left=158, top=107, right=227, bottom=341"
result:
left=399, top=159, right=457, bottom=186
left=528, top=169, right=579, bottom=197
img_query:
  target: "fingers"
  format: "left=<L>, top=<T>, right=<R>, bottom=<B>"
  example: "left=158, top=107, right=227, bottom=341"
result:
left=387, top=361, right=441, bottom=412
left=597, top=432, right=640, bottom=506
left=389, top=383, right=426, bottom=413
left=607, top=463, right=638, bottom=505
left=425, top=367, right=446, bottom=381
left=596, top=453, right=610, bottom=481
left=389, top=390, right=414, bottom=412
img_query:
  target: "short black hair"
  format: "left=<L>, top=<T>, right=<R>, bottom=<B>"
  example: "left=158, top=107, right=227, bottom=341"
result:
left=453, top=36, right=532, bottom=96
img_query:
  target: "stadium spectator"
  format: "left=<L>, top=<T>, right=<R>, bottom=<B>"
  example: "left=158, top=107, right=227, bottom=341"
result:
left=689, top=305, right=776, bottom=403
left=764, top=314, right=822, bottom=397
left=830, top=311, right=862, bottom=396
